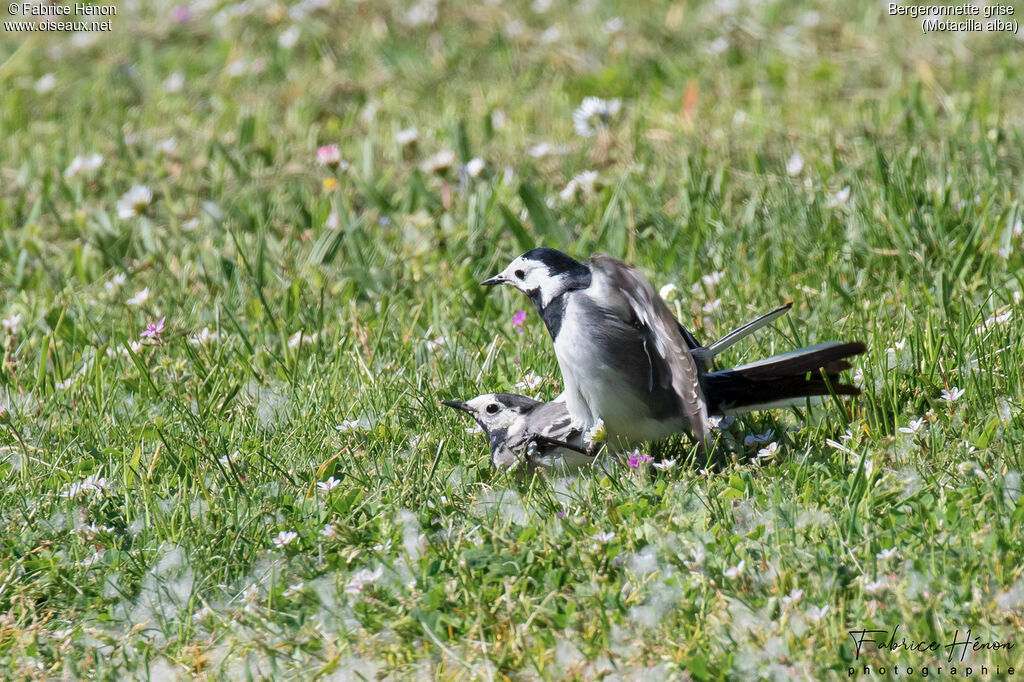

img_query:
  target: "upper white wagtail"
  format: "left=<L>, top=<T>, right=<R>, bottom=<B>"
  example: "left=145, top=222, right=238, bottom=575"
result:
left=482, top=248, right=865, bottom=452
left=444, top=302, right=816, bottom=472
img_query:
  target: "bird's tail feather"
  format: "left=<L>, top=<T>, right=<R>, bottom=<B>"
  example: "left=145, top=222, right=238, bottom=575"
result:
left=703, top=302, right=793, bottom=360
left=703, top=340, right=865, bottom=415
left=690, top=302, right=793, bottom=372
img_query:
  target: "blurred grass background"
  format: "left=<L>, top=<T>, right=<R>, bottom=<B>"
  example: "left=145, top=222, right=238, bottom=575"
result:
left=1, top=0, right=1023, bottom=679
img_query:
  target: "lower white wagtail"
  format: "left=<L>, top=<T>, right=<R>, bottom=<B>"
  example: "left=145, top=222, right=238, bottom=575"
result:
left=445, top=303, right=818, bottom=471
left=482, top=248, right=865, bottom=452
left=441, top=393, right=591, bottom=473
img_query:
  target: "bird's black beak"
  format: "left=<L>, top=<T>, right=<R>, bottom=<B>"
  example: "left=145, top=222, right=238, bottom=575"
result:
left=442, top=400, right=471, bottom=414
left=481, top=274, right=504, bottom=286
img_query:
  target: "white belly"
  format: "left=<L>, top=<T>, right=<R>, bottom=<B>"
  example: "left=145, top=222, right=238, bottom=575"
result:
left=553, top=302, right=683, bottom=447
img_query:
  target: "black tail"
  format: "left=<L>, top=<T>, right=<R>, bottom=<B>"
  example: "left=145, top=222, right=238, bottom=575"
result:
left=702, top=341, right=866, bottom=415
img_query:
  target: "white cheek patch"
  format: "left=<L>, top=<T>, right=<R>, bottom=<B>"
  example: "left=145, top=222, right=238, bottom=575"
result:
left=533, top=271, right=569, bottom=308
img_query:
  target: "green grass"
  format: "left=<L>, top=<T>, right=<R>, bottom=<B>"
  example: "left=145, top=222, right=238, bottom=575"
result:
left=1, top=0, right=1023, bottom=679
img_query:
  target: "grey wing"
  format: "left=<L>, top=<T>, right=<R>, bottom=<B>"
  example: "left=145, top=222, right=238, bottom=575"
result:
left=590, top=255, right=709, bottom=445
left=529, top=399, right=585, bottom=453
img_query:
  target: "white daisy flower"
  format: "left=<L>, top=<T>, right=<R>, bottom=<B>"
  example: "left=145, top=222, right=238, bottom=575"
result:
left=2, top=313, right=22, bottom=333
left=781, top=588, right=803, bottom=606
left=528, top=142, right=554, bottom=158
left=189, top=327, right=219, bottom=345
left=591, top=531, right=615, bottom=544
left=64, top=153, right=104, bottom=178
left=278, top=25, right=300, bottom=49
left=603, top=17, right=623, bottom=34
left=702, top=298, right=722, bottom=314
left=316, top=476, right=341, bottom=492
left=218, top=451, right=240, bottom=465
left=336, top=419, right=362, bottom=433
left=724, top=560, right=745, bottom=579
left=863, top=578, right=887, bottom=594
left=940, top=386, right=965, bottom=402
left=426, top=335, right=446, bottom=352
left=155, top=138, right=177, bottom=155
left=708, top=37, right=729, bottom=54
left=514, top=373, right=543, bottom=391
left=80, top=550, right=105, bottom=567
left=419, top=150, right=456, bottom=174
left=585, top=419, right=607, bottom=445
left=898, top=418, right=925, bottom=434
left=272, top=530, right=298, bottom=549
left=465, top=158, right=485, bottom=177
left=125, top=287, right=151, bottom=306
left=786, top=151, right=804, bottom=176
left=80, top=522, right=114, bottom=539
left=320, top=524, right=337, bottom=538
left=395, top=127, right=419, bottom=146
left=287, top=330, right=317, bottom=348
left=875, top=547, right=899, bottom=560
left=560, top=170, right=600, bottom=202
left=61, top=474, right=112, bottom=499
left=756, top=441, right=779, bottom=460
left=163, top=71, right=185, bottom=93
left=743, top=430, right=774, bottom=447
left=652, top=459, right=677, bottom=470
left=403, top=0, right=437, bottom=26
left=827, top=185, right=851, bottom=207
left=104, top=272, right=127, bottom=293
left=806, top=604, right=830, bottom=622
left=708, top=415, right=734, bottom=430
left=117, top=185, right=153, bottom=219
left=572, top=96, right=621, bottom=137
left=701, top=270, right=725, bottom=287
left=659, top=283, right=679, bottom=302
left=35, top=73, right=57, bottom=93
left=538, top=26, right=561, bottom=44
left=345, top=566, right=383, bottom=595
left=225, top=59, right=249, bottom=77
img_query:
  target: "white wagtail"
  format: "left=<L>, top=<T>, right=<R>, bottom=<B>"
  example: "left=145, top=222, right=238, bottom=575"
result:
left=482, top=248, right=864, bottom=451
left=442, top=392, right=591, bottom=473
left=445, top=302, right=804, bottom=471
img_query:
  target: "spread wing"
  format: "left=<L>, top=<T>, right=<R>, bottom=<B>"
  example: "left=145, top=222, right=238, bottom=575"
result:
left=590, top=254, right=709, bottom=445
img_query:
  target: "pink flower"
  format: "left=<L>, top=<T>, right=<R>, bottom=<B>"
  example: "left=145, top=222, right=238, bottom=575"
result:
left=627, top=450, right=654, bottom=467
left=140, top=317, right=165, bottom=339
left=317, top=144, right=342, bottom=166
left=512, top=310, right=527, bottom=334
left=171, top=4, right=190, bottom=22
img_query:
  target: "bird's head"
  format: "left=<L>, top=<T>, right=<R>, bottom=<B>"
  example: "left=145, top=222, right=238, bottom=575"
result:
left=482, top=248, right=591, bottom=310
left=442, top=393, right=539, bottom=436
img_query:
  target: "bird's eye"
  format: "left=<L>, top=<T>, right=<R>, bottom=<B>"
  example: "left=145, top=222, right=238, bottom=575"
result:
left=514, top=269, right=525, bottom=280
left=486, top=403, right=499, bottom=414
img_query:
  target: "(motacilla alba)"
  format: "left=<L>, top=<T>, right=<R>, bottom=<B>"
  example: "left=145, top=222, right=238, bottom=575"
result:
left=446, top=302, right=811, bottom=471
left=482, top=248, right=864, bottom=452
left=442, top=393, right=590, bottom=473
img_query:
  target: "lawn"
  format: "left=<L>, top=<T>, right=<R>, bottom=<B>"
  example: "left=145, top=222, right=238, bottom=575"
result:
left=1, top=0, right=1023, bottom=679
